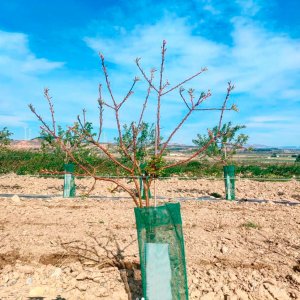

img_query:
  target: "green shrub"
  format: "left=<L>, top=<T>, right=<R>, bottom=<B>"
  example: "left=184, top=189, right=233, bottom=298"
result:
left=1, top=149, right=300, bottom=179
left=241, top=221, right=261, bottom=229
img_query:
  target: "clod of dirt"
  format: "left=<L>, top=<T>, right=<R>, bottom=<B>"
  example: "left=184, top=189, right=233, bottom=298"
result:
left=0, top=250, right=20, bottom=269
left=11, top=194, right=21, bottom=204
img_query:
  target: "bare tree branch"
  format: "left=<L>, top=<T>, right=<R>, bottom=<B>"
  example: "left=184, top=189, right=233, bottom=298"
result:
left=161, top=67, right=208, bottom=96
left=159, top=91, right=212, bottom=156
left=118, top=77, right=139, bottom=109
left=135, top=59, right=159, bottom=93
left=97, top=84, right=104, bottom=142
left=44, top=88, right=56, bottom=135
left=218, top=81, right=234, bottom=131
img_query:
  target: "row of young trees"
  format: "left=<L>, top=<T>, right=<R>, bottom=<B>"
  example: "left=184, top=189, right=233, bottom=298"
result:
left=38, top=121, right=248, bottom=169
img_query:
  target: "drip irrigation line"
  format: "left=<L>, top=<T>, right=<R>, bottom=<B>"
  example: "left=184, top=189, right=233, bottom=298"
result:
left=0, top=193, right=299, bottom=206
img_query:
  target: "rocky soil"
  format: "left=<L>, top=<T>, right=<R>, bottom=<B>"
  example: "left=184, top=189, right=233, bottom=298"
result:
left=0, top=175, right=299, bottom=299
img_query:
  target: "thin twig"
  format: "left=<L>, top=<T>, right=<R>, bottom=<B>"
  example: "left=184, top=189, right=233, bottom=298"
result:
left=44, top=88, right=56, bottom=135
left=159, top=91, right=212, bottom=155
left=161, top=67, right=207, bottom=96
left=97, top=84, right=104, bottom=142
left=136, top=59, right=159, bottom=93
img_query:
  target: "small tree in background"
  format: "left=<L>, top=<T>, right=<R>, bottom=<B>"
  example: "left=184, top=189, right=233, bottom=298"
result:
left=115, top=122, right=157, bottom=165
left=193, top=121, right=249, bottom=165
left=0, top=127, right=13, bottom=147
left=39, top=117, right=97, bottom=163
left=29, top=40, right=237, bottom=207
left=193, top=121, right=248, bottom=200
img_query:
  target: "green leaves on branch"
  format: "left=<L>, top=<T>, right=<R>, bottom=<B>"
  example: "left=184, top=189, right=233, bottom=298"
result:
left=40, top=122, right=97, bottom=162
left=116, top=122, right=156, bottom=162
left=0, top=127, right=13, bottom=147
left=116, top=122, right=154, bottom=161
left=144, top=155, right=166, bottom=177
left=193, top=121, right=249, bottom=164
left=116, top=122, right=166, bottom=176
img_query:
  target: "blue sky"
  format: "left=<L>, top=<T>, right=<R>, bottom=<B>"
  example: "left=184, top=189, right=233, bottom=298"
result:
left=0, top=0, right=299, bottom=146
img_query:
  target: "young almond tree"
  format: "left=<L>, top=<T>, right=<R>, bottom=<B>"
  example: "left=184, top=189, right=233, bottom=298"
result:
left=193, top=122, right=248, bottom=201
left=39, top=119, right=97, bottom=163
left=193, top=122, right=249, bottom=165
left=0, top=127, right=13, bottom=148
left=29, top=40, right=237, bottom=207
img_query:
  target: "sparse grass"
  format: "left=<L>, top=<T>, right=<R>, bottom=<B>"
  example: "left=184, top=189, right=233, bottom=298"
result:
left=80, top=194, right=88, bottom=200
left=240, top=221, right=261, bottom=229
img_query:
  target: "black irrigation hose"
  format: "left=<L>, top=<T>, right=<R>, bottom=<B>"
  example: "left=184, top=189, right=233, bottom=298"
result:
left=1, top=193, right=299, bottom=205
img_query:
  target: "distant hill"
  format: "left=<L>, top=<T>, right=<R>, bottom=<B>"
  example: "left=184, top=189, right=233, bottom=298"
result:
left=8, top=140, right=300, bottom=152
left=248, top=144, right=273, bottom=149
left=10, top=139, right=42, bottom=150
left=279, top=146, right=300, bottom=150
left=247, top=144, right=300, bottom=151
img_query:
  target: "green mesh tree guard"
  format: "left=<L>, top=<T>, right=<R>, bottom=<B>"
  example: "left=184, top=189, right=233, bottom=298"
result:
left=134, top=203, right=189, bottom=300
left=63, top=163, right=76, bottom=198
left=223, top=165, right=235, bottom=200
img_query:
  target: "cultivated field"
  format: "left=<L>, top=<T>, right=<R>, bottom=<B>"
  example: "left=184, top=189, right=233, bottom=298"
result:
left=0, top=175, right=299, bottom=299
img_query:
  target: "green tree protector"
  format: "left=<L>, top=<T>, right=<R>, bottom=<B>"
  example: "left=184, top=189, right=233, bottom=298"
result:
left=135, top=203, right=188, bottom=300
left=63, top=163, right=76, bottom=197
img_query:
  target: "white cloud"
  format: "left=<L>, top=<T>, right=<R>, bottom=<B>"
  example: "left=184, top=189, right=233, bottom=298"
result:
left=247, top=122, right=293, bottom=129
left=0, top=30, right=65, bottom=136
left=248, top=116, right=291, bottom=123
left=0, top=31, right=29, bottom=55
left=193, top=0, right=262, bottom=18
left=230, top=18, right=300, bottom=99
left=235, top=0, right=261, bottom=16
left=245, top=113, right=300, bottom=146
left=84, top=15, right=300, bottom=99
left=0, top=30, right=64, bottom=78
left=0, top=114, right=28, bottom=127
left=203, top=4, right=221, bottom=15
left=83, top=15, right=300, bottom=145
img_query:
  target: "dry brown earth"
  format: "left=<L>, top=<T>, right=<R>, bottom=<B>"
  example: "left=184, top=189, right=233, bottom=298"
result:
left=0, top=175, right=299, bottom=299
left=0, top=174, right=299, bottom=202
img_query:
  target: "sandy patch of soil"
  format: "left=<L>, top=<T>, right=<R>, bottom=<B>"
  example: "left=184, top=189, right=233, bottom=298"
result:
left=0, top=175, right=299, bottom=299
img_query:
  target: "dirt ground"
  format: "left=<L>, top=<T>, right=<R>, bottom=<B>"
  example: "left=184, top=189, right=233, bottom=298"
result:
left=0, top=174, right=299, bottom=300
left=0, top=174, right=299, bottom=202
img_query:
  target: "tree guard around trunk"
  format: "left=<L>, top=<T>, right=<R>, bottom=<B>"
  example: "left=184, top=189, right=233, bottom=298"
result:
left=135, top=203, right=189, bottom=300
left=223, top=165, right=235, bottom=200
left=63, top=163, right=76, bottom=198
